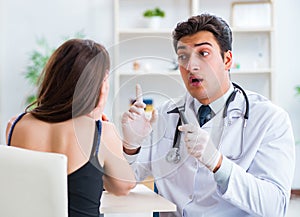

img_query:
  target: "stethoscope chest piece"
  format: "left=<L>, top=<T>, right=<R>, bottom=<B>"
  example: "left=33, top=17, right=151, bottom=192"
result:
left=166, top=147, right=181, bottom=164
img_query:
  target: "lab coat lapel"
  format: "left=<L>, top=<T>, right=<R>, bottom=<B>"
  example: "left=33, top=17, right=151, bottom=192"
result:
left=184, top=94, right=199, bottom=125
left=219, top=91, right=245, bottom=161
left=166, top=93, right=199, bottom=125
left=225, top=90, right=246, bottom=123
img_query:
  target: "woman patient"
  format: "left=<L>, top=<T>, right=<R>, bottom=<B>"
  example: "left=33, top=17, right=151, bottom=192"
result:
left=6, top=39, right=136, bottom=217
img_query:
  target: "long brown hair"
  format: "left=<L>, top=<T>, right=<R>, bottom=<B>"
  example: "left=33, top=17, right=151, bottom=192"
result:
left=27, top=39, right=110, bottom=122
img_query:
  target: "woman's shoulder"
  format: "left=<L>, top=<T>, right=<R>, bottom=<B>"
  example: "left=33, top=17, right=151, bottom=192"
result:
left=101, top=120, right=114, bottom=129
left=6, top=112, right=28, bottom=127
left=101, top=121, right=120, bottom=137
left=100, top=121, right=123, bottom=153
left=6, top=115, right=17, bottom=131
left=6, top=113, right=29, bottom=142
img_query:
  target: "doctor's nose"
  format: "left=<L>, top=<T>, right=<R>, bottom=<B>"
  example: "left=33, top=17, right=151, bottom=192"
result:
left=186, top=54, right=200, bottom=72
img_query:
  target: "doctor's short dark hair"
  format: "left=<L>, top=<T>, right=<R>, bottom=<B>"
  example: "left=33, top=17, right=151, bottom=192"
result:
left=172, top=13, right=232, bottom=59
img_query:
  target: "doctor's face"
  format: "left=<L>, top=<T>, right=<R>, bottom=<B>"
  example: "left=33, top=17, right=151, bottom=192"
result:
left=176, top=31, right=232, bottom=105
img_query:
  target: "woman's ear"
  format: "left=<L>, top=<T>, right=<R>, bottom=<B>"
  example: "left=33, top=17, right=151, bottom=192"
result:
left=88, top=71, right=110, bottom=120
left=224, top=50, right=233, bottom=71
left=96, top=71, right=110, bottom=110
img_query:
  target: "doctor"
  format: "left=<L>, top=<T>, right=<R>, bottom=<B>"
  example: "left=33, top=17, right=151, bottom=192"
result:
left=121, top=13, right=295, bottom=217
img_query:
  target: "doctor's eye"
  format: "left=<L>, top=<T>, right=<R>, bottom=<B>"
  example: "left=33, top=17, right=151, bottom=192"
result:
left=177, top=54, right=189, bottom=64
left=199, top=51, right=209, bottom=57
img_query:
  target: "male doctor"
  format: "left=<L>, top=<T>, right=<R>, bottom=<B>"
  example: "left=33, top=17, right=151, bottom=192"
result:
left=121, top=13, right=295, bottom=217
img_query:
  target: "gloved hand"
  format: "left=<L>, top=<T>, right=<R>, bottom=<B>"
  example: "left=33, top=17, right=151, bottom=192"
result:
left=178, top=124, right=221, bottom=172
left=122, top=84, right=157, bottom=150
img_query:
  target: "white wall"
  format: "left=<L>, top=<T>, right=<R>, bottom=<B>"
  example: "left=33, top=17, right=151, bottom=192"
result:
left=274, top=0, right=300, bottom=188
left=0, top=0, right=6, bottom=143
left=0, top=0, right=114, bottom=143
left=0, top=0, right=299, bottom=187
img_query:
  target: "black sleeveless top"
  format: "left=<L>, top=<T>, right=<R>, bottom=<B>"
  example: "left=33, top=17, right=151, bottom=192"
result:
left=7, top=113, right=104, bottom=217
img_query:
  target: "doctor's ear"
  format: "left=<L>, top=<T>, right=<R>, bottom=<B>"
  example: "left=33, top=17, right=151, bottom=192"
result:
left=224, top=50, right=233, bottom=71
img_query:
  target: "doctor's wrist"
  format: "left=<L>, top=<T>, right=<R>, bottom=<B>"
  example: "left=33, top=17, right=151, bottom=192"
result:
left=123, top=145, right=141, bottom=155
left=213, top=155, right=223, bottom=173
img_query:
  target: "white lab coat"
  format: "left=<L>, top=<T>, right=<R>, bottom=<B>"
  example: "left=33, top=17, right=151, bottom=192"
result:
left=125, top=90, right=295, bottom=217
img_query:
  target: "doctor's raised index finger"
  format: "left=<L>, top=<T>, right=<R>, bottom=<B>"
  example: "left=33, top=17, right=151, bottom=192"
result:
left=136, top=84, right=143, bottom=103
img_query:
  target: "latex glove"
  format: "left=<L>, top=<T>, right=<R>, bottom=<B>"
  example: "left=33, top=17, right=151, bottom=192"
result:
left=122, top=84, right=157, bottom=150
left=178, top=124, right=221, bottom=172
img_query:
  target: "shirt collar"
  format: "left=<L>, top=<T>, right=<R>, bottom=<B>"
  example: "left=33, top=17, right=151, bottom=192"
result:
left=193, top=83, right=235, bottom=115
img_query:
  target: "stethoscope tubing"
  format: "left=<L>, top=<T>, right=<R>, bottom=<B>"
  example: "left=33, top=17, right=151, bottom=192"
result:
left=166, top=82, right=249, bottom=163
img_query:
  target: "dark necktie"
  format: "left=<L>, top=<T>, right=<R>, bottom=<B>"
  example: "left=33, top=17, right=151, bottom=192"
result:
left=198, top=105, right=212, bottom=127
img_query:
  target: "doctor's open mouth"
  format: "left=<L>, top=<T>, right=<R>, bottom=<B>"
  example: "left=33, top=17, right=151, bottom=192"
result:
left=189, top=76, right=203, bottom=87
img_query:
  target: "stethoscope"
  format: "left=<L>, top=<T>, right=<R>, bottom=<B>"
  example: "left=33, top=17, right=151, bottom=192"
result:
left=165, top=82, right=249, bottom=164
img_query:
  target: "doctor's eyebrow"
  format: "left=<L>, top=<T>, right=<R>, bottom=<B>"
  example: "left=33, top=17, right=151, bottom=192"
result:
left=194, top=42, right=213, bottom=48
left=177, top=42, right=213, bottom=51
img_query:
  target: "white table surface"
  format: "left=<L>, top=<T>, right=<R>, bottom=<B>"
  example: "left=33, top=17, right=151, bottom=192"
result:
left=100, top=184, right=176, bottom=217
